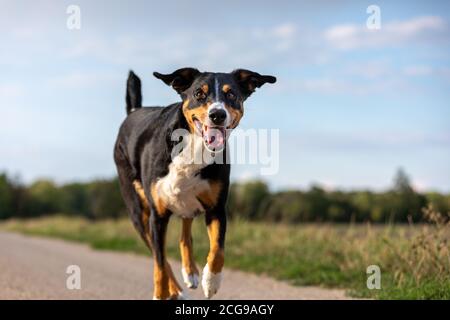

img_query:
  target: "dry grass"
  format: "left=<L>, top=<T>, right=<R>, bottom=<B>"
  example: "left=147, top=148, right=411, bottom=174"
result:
left=388, top=206, right=449, bottom=290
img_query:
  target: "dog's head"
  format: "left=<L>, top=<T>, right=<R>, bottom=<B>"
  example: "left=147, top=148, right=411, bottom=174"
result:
left=154, top=68, right=276, bottom=151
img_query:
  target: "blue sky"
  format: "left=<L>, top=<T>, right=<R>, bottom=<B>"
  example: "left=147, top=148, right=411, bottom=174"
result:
left=1, top=0, right=449, bottom=192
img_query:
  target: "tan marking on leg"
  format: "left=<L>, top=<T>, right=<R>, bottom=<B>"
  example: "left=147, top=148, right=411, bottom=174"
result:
left=151, top=182, right=168, bottom=217
left=197, top=181, right=222, bottom=208
left=180, top=218, right=199, bottom=275
left=153, top=260, right=170, bottom=300
left=166, top=262, right=184, bottom=299
left=132, top=180, right=149, bottom=210
left=132, top=180, right=151, bottom=244
left=202, top=217, right=224, bottom=298
left=206, top=219, right=225, bottom=273
left=154, top=260, right=184, bottom=299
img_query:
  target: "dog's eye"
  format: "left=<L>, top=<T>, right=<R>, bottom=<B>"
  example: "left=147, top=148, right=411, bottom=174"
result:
left=226, top=91, right=236, bottom=101
left=194, top=89, right=206, bottom=101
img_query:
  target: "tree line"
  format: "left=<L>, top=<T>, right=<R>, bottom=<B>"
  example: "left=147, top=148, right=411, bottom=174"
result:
left=0, top=169, right=448, bottom=223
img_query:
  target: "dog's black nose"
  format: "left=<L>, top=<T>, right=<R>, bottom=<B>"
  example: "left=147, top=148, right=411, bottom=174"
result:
left=209, top=108, right=227, bottom=125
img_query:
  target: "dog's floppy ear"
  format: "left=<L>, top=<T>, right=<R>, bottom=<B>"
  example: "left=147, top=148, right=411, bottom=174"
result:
left=153, top=68, right=200, bottom=94
left=232, top=69, right=276, bottom=99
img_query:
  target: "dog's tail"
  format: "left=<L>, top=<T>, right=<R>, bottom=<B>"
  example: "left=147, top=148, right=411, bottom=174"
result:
left=126, top=70, right=142, bottom=115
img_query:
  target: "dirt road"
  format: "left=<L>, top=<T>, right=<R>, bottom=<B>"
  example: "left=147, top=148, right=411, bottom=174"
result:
left=0, top=232, right=350, bottom=300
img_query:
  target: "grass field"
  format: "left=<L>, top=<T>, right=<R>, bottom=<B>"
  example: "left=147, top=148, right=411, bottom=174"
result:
left=1, top=206, right=449, bottom=299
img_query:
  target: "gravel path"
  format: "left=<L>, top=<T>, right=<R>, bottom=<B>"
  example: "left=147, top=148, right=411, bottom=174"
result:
left=0, top=232, right=350, bottom=300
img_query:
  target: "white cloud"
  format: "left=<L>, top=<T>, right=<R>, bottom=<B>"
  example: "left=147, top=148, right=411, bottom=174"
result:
left=0, top=84, right=23, bottom=99
left=325, top=16, right=449, bottom=50
left=403, top=65, right=434, bottom=76
left=288, top=131, right=450, bottom=152
left=345, top=60, right=393, bottom=79
left=265, top=23, right=298, bottom=52
left=292, top=76, right=409, bottom=95
left=402, top=66, right=450, bottom=82
left=271, top=23, right=296, bottom=39
left=60, top=22, right=309, bottom=71
left=388, top=15, right=446, bottom=36
left=47, top=71, right=121, bottom=89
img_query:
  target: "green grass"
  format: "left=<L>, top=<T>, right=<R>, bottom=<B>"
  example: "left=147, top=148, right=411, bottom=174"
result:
left=1, top=207, right=449, bottom=299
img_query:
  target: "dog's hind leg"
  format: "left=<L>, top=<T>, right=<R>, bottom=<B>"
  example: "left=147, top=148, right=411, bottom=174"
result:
left=179, top=218, right=199, bottom=289
left=167, top=261, right=187, bottom=299
left=202, top=209, right=226, bottom=299
left=114, top=146, right=151, bottom=248
left=149, top=211, right=171, bottom=299
left=149, top=209, right=185, bottom=300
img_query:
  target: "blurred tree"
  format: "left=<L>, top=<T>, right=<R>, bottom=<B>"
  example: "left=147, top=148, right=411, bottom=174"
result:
left=59, top=183, right=90, bottom=216
left=228, top=180, right=270, bottom=220
left=87, top=178, right=126, bottom=219
left=350, top=191, right=374, bottom=222
left=306, top=186, right=329, bottom=221
left=426, top=192, right=450, bottom=214
left=393, top=167, right=414, bottom=193
left=27, top=179, right=63, bottom=215
left=261, top=191, right=306, bottom=222
left=391, top=168, right=427, bottom=222
left=0, top=173, right=14, bottom=219
left=0, top=170, right=447, bottom=223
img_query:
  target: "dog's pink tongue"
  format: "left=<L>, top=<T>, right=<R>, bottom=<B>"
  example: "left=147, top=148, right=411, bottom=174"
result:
left=205, top=127, right=225, bottom=149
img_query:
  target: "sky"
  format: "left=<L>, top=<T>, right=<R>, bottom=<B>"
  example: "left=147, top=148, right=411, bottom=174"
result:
left=0, top=0, right=449, bottom=192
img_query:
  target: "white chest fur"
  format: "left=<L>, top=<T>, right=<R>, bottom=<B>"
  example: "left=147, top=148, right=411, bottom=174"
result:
left=154, top=134, right=212, bottom=218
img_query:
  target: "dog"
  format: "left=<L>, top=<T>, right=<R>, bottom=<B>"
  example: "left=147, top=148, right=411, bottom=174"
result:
left=114, top=68, right=276, bottom=299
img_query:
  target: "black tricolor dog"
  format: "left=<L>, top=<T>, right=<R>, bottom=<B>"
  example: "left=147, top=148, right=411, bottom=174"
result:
left=114, top=68, right=276, bottom=299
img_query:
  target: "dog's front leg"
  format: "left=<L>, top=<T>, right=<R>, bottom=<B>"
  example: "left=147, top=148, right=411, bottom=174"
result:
left=180, top=218, right=199, bottom=289
left=202, top=208, right=226, bottom=299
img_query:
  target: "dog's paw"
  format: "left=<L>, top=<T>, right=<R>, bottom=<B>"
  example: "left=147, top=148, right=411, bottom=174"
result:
left=182, top=267, right=199, bottom=289
left=153, top=290, right=189, bottom=300
left=201, top=264, right=222, bottom=299
left=175, top=290, right=190, bottom=300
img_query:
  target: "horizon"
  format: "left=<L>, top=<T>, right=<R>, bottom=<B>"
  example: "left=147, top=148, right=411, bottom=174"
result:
left=3, top=166, right=446, bottom=195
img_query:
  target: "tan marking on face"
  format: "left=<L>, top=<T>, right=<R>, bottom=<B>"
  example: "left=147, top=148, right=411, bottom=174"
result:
left=179, top=218, right=199, bottom=275
left=197, top=181, right=222, bottom=208
left=201, top=84, right=209, bottom=94
left=151, top=182, right=168, bottom=217
left=182, top=99, right=211, bottom=133
left=225, top=104, right=244, bottom=129
left=206, top=219, right=225, bottom=273
left=222, top=84, right=231, bottom=93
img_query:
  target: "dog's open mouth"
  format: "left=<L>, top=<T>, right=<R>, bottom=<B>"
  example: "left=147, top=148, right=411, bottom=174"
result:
left=193, top=117, right=226, bottom=151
